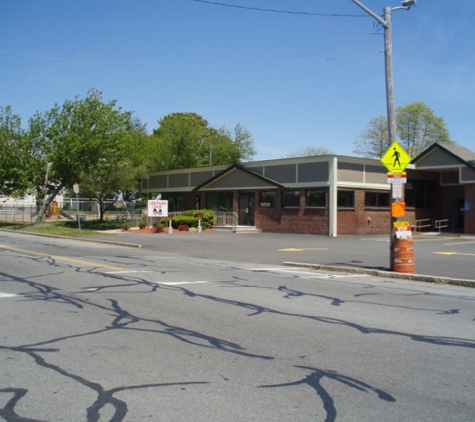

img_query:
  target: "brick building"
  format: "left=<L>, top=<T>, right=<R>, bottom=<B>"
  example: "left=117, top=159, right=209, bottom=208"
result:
left=141, top=143, right=475, bottom=236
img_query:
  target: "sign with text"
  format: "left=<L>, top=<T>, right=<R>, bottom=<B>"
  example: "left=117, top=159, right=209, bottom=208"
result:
left=147, top=200, right=168, bottom=217
left=387, top=172, right=407, bottom=183
left=393, top=221, right=412, bottom=239
left=381, top=141, right=411, bottom=173
left=392, top=182, right=403, bottom=199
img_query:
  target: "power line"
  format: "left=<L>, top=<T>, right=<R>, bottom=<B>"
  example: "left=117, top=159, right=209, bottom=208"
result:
left=0, top=49, right=383, bottom=68
left=188, top=0, right=369, bottom=17
left=140, top=1, right=378, bottom=35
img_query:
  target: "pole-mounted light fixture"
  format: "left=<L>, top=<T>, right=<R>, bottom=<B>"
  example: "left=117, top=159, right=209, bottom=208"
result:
left=401, top=0, right=417, bottom=8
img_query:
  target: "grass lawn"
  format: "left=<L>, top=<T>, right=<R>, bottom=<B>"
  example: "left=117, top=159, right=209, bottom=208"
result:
left=0, top=220, right=138, bottom=237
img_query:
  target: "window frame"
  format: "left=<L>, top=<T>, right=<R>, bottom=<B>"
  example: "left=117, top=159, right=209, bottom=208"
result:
left=259, top=191, right=277, bottom=208
left=364, top=191, right=390, bottom=208
left=337, top=190, right=355, bottom=209
left=282, top=190, right=301, bottom=208
left=305, top=188, right=326, bottom=208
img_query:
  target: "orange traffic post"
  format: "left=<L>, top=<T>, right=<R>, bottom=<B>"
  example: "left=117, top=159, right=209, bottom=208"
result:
left=393, top=237, right=416, bottom=273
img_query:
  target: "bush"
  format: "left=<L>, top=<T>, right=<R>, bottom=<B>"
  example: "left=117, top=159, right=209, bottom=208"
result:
left=139, top=221, right=147, bottom=229
left=121, top=224, right=130, bottom=231
left=182, top=209, right=214, bottom=228
left=178, top=224, right=189, bottom=231
left=171, top=216, right=197, bottom=229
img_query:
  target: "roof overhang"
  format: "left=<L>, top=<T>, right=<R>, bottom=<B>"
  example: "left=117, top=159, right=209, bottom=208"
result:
left=192, top=163, right=286, bottom=191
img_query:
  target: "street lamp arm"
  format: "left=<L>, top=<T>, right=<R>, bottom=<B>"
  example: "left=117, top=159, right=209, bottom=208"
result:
left=350, top=0, right=388, bottom=28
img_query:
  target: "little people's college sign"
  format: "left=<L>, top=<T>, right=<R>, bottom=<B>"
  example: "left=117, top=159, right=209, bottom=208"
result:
left=147, top=200, right=168, bottom=217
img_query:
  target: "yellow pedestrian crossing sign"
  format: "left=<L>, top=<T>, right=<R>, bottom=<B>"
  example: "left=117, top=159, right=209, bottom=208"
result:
left=381, top=141, right=411, bottom=173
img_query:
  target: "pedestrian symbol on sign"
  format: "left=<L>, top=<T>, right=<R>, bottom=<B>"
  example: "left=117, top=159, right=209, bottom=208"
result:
left=381, top=141, right=411, bottom=173
left=392, top=148, right=401, bottom=167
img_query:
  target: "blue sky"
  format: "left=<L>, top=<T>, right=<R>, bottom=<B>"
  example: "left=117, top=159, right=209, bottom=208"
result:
left=1, top=0, right=474, bottom=161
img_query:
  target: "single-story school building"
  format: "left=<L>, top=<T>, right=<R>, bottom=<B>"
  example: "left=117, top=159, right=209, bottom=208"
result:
left=141, top=143, right=475, bottom=236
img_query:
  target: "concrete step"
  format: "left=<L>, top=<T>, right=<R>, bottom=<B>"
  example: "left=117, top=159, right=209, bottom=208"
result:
left=213, top=225, right=261, bottom=234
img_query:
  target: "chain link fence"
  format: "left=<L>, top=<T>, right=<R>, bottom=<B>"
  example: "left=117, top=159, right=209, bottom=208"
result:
left=0, top=199, right=146, bottom=224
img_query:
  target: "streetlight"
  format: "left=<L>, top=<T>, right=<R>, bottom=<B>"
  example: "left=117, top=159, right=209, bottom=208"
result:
left=350, top=0, right=416, bottom=270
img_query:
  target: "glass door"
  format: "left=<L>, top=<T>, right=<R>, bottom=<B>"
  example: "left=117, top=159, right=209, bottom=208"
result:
left=238, top=192, right=255, bottom=226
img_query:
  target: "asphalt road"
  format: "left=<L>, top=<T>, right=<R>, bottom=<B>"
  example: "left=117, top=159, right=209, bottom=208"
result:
left=84, top=230, right=475, bottom=283
left=1, top=231, right=475, bottom=421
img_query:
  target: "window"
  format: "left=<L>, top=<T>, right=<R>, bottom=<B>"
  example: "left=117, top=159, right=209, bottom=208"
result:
left=365, top=191, right=390, bottom=208
left=282, top=190, right=300, bottom=208
left=337, top=190, right=355, bottom=208
left=306, top=189, right=326, bottom=207
left=165, top=193, right=185, bottom=212
left=205, top=192, right=233, bottom=212
left=259, top=191, right=276, bottom=208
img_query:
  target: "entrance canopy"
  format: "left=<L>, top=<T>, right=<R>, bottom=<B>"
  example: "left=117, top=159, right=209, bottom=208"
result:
left=192, top=163, right=285, bottom=191
left=412, top=143, right=475, bottom=183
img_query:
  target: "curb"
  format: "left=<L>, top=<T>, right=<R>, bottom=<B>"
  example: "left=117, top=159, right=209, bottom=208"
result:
left=0, top=230, right=142, bottom=249
left=283, top=261, right=475, bottom=288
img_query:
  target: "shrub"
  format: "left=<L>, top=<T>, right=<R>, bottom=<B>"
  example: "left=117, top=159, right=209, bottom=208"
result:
left=182, top=209, right=214, bottom=229
left=178, top=224, right=189, bottom=231
left=139, top=221, right=147, bottom=229
left=121, top=224, right=130, bottom=231
left=172, top=216, right=197, bottom=229
left=153, top=225, right=164, bottom=233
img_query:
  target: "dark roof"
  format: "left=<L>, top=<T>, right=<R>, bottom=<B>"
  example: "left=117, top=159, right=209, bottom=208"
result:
left=412, top=142, right=475, bottom=171
left=192, top=163, right=286, bottom=191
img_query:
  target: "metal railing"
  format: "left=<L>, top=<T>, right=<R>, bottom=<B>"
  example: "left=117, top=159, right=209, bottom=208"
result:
left=414, top=218, right=432, bottom=232
left=414, top=218, right=454, bottom=233
left=435, top=219, right=452, bottom=233
left=214, top=212, right=238, bottom=229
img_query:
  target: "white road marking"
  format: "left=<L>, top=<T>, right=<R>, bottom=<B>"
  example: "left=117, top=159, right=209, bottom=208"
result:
left=249, top=268, right=368, bottom=279
left=0, top=292, right=18, bottom=298
left=155, top=281, right=209, bottom=286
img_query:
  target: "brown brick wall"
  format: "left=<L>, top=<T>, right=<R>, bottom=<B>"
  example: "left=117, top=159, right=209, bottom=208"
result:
left=255, top=189, right=329, bottom=235
left=164, top=183, right=475, bottom=236
left=338, top=189, right=391, bottom=235
left=254, top=188, right=393, bottom=236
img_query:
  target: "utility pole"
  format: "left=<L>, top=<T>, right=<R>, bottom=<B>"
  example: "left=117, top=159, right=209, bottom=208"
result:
left=383, top=7, right=397, bottom=146
left=350, top=0, right=416, bottom=270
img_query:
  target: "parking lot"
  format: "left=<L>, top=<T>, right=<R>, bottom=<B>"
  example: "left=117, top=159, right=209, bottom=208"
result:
left=86, top=230, right=475, bottom=284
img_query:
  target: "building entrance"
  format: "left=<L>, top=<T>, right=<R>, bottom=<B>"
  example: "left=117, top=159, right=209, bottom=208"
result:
left=238, top=192, right=255, bottom=226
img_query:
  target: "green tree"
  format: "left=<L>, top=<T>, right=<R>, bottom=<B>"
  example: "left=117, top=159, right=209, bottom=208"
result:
left=0, top=106, right=31, bottom=197
left=207, top=124, right=256, bottom=166
left=27, top=89, right=147, bottom=223
left=148, top=112, right=256, bottom=170
left=353, top=116, right=389, bottom=159
left=353, top=102, right=454, bottom=159
left=283, top=146, right=334, bottom=158
left=77, top=120, right=149, bottom=220
left=397, top=101, right=453, bottom=157
left=149, top=112, right=211, bottom=170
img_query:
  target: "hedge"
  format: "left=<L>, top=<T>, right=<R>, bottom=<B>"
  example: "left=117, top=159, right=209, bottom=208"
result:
left=182, top=209, right=214, bottom=229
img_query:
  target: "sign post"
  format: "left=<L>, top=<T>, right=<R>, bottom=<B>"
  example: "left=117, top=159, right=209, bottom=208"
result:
left=380, top=141, right=411, bottom=270
left=73, top=183, right=81, bottom=235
